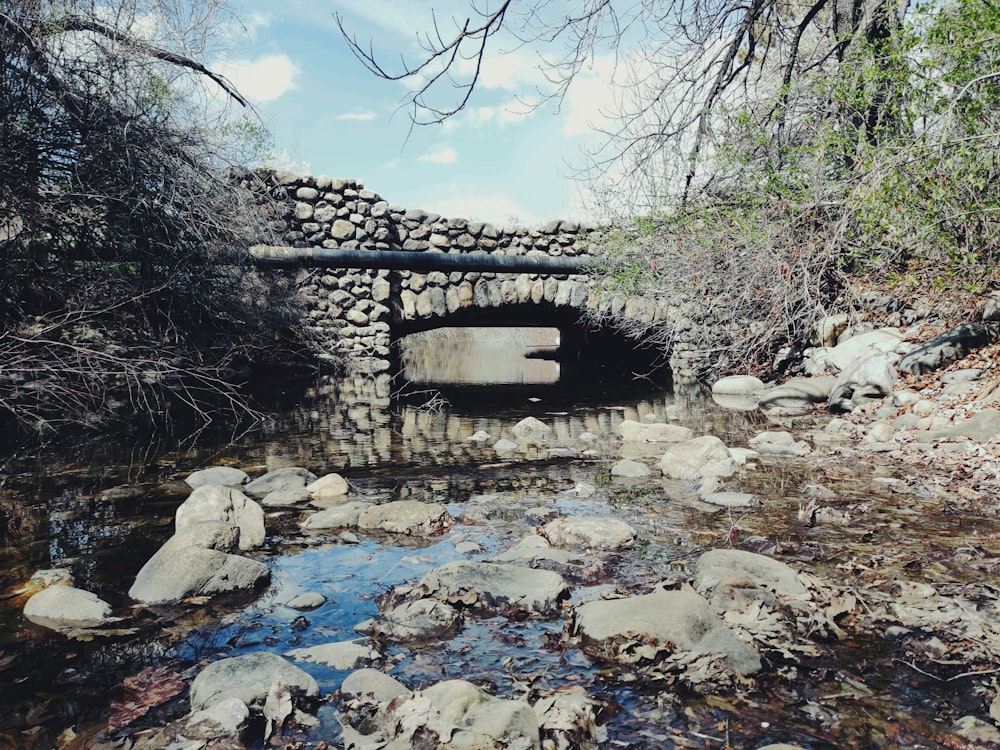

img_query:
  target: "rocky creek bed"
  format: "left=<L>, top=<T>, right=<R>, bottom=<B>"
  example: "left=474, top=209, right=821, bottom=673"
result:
left=4, top=319, right=1000, bottom=749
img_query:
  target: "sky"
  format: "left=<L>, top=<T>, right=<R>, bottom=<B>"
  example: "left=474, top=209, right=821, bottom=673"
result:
left=213, top=1, right=621, bottom=226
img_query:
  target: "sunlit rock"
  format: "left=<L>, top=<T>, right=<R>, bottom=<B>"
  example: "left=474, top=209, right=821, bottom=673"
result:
left=700, top=491, right=760, bottom=509
left=243, top=467, right=318, bottom=498
left=176, top=484, right=265, bottom=550
left=711, top=375, right=765, bottom=395
left=307, top=472, right=350, bottom=499
left=189, top=653, right=319, bottom=712
left=610, top=458, right=650, bottom=477
left=354, top=598, right=462, bottom=642
left=693, top=549, right=809, bottom=601
left=286, top=638, right=381, bottom=670
left=618, top=419, right=693, bottom=442
left=748, top=431, right=812, bottom=457
left=571, top=588, right=762, bottom=675
left=339, top=669, right=409, bottom=704
left=659, top=435, right=738, bottom=480
left=828, top=354, right=897, bottom=412
left=512, top=416, right=551, bottom=444
left=416, top=561, right=569, bottom=614
left=185, top=466, right=249, bottom=489
left=541, top=517, right=636, bottom=550
left=24, top=585, right=113, bottom=630
left=357, top=500, right=452, bottom=534
left=826, top=328, right=906, bottom=372
left=185, top=697, right=250, bottom=741
left=300, top=502, right=373, bottom=531
left=757, top=376, right=836, bottom=409
left=286, top=592, right=325, bottom=610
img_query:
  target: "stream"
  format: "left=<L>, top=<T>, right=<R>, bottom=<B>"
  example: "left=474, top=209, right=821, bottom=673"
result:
left=1, top=328, right=998, bottom=749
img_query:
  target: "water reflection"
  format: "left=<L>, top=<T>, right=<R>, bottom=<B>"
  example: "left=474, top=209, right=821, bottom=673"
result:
left=399, top=327, right=560, bottom=385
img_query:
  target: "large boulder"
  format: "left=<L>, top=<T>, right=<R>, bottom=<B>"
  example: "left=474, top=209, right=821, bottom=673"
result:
left=711, top=375, right=765, bottom=395
left=541, top=517, right=636, bottom=550
left=693, top=549, right=809, bottom=601
left=185, top=466, right=249, bottom=489
left=175, top=485, right=265, bottom=551
left=758, top=376, right=836, bottom=409
left=826, top=328, right=906, bottom=372
left=189, top=653, right=319, bottom=712
left=416, top=561, right=569, bottom=614
left=828, top=354, right=897, bottom=412
left=354, top=598, right=462, bottom=642
left=243, top=467, right=317, bottom=498
left=571, top=588, right=762, bottom=675
left=128, top=529, right=270, bottom=605
left=618, top=420, right=693, bottom=443
left=899, top=323, right=997, bottom=375
left=658, top=436, right=738, bottom=480
left=24, top=585, right=113, bottom=630
left=357, top=500, right=452, bottom=534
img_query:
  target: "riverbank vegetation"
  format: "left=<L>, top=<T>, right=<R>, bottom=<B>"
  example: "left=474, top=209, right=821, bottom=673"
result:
left=0, top=0, right=305, bottom=437
left=341, top=0, right=1000, bottom=376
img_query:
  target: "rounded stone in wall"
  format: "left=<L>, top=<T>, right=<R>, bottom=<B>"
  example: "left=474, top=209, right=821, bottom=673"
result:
left=294, top=202, right=314, bottom=220
left=346, top=309, right=369, bottom=325
left=330, top=219, right=356, bottom=240
left=371, top=201, right=390, bottom=218
left=427, top=271, right=448, bottom=286
left=295, top=186, right=319, bottom=201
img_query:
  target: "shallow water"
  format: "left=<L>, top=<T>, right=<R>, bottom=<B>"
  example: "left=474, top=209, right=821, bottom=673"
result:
left=0, top=331, right=997, bottom=748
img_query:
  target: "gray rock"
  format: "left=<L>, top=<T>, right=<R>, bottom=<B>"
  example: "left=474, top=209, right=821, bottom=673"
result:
left=244, top=467, right=318, bottom=498
left=541, top=516, right=636, bottom=550
left=354, top=598, right=462, bottom=641
left=748, top=431, right=812, bottom=456
left=301, top=501, right=372, bottom=530
left=185, top=697, right=249, bottom=740
left=512, top=416, right=551, bottom=443
left=711, top=375, right=765, bottom=395
left=571, top=588, right=762, bottom=675
left=128, top=534, right=270, bottom=604
left=185, top=466, right=249, bottom=488
left=826, top=328, right=906, bottom=372
left=693, top=549, right=809, bottom=600
left=928, top=408, right=1000, bottom=442
left=951, top=716, right=1000, bottom=745
left=176, top=484, right=265, bottom=551
left=899, top=323, right=996, bottom=375
left=286, top=638, right=381, bottom=670
left=659, top=436, right=738, bottom=480
left=357, top=500, right=452, bottom=534
left=610, top=458, right=650, bottom=477
left=286, top=592, right=326, bottom=610
left=261, top=488, right=311, bottom=507
left=828, top=354, right=897, bottom=412
left=339, top=669, right=409, bottom=704
left=618, top=420, right=693, bottom=442
left=758, top=376, right=837, bottom=408
left=23, top=585, right=113, bottom=630
left=307, top=472, right=350, bottom=499
left=417, top=561, right=569, bottom=614
left=492, top=438, right=520, bottom=452
left=189, top=653, right=319, bottom=712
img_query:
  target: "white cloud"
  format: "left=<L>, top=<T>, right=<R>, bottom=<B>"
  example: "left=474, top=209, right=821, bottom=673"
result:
left=335, top=111, right=378, bottom=121
left=417, top=147, right=458, bottom=164
left=427, top=192, right=540, bottom=226
left=561, top=55, right=619, bottom=137
left=217, top=54, right=300, bottom=104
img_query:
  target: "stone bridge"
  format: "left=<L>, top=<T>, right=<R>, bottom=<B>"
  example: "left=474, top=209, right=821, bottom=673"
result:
left=250, top=172, right=701, bottom=381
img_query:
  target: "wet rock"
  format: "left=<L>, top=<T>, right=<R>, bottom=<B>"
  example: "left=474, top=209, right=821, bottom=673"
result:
left=185, top=697, right=250, bottom=740
left=355, top=598, right=462, bottom=641
left=128, top=529, right=270, bottom=605
left=693, top=549, right=809, bottom=600
left=416, top=560, right=569, bottom=614
left=185, top=466, right=249, bottom=489
left=512, top=416, right=551, bottom=443
left=176, top=484, right=265, bottom=551
left=468, top=430, right=492, bottom=442
left=339, top=669, right=409, bottom=703
left=357, top=500, right=452, bottom=534
left=343, top=679, right=539, bottom=750
left=748, top=431, right=812, bottom=457
left=23, top=585, right=113, bottom=630
left=261, top=487, right=311, bottom=507
left=307, top=472, right=350, bottom=499
left=189, top=653, right=319, bottom=712
left=828, top=354, right=897, bottom=412
left=493, top=437, right=520, bottom=452
left=659, top=435, right=738, bottom=480
left=286, top=638, right=381, bottom=670
left=571, top=588, right=762, bottom=675
left=712, top=375, right=765, bottom=395
left=618, top=420, right=693, bottom=442
left=541, top=516, right=636, bottom=550
left=286, top=592, right=325, bottom=610
left=301, top=501, right=372, bottom=530
left=758, top=376, right=836, bottom=409
left=610, top=458, right=650, bottom=477
left=244, top=467, right=318, bottom=498
left=899, top=323, right=996, bottom=375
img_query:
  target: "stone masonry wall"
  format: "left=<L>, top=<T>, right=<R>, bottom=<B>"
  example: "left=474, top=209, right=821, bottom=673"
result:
left=238, top=170, right=726, bottom=384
